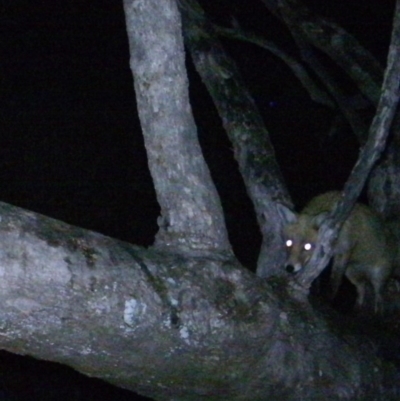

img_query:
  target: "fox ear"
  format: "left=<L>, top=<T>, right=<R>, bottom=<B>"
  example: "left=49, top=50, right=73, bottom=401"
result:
left=312, top=212, right=329, bottom=228
left=276, top=203, right=298, bottom=224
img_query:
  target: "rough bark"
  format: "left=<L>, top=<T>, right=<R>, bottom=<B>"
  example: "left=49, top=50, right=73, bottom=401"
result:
left=178, top=0, right=292, bottom=278
left=123, top=0, right=232, bottom=256
left=0, top=202, right=395, bottom=401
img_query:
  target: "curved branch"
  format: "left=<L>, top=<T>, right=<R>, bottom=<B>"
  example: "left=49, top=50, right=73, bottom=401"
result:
left=282, top=24, right=370, bottom=139
left=214, top=25, right=335, bottom=108
left=262, top=0, right=384, bottom=105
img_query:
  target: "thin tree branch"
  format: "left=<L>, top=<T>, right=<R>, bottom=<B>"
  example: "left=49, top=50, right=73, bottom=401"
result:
left=294, top=0, right=400, bottom=293
left=276, top=10, right=370, bottom=140
left=214, top=25, right=335, bottom=108
left=262, top=0, right=384, bottom=105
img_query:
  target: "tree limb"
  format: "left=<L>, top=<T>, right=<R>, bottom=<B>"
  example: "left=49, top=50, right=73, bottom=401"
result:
left=276, top=8, right=370, bottom=140
left=214, top=25, right=335, bottom=108
left=123, top=0, right=232, bottom=256
left=0, top=202, right=390, bottom=400
left=178, top=0, right=292, bottom=277
left=262, top=0, right=383, bottom=105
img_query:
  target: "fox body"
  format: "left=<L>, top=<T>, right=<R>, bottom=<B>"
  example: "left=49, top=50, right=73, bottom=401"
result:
left=279, top=192, right=395, bottom=313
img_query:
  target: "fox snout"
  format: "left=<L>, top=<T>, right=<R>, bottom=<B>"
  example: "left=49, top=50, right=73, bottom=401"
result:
left=286, top=264, right=296, bottom=273
left=285, top=261, right=305, bottom=274
left=286, top=263, right=301, bottom=273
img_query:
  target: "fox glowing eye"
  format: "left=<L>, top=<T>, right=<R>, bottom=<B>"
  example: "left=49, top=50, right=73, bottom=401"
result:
left=285, top=239, right=293, bottom=247
left=304, top=243, right=312, bottom=251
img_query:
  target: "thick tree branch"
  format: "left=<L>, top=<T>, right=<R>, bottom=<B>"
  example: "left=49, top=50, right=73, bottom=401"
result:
left=293, top=0, right=400, bottom=293
left=123, top=0, right=232, bottom=256
left=0, top=202, right=390, bottom=400
left=178, top=0, right=291, bottom=276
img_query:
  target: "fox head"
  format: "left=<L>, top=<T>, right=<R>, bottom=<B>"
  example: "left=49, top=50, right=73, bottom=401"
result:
left=278, top=205, right=326, bottom=273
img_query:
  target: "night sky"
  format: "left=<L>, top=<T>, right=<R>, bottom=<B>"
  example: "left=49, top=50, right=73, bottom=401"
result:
left=0, top=0, right=396, bottom=399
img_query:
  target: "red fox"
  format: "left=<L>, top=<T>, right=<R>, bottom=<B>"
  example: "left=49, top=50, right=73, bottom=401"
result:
left=278, top=191, right=395, bottom=313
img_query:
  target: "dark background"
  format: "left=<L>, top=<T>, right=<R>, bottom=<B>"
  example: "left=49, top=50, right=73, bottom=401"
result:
left=0, top=0, right=395, bottom=399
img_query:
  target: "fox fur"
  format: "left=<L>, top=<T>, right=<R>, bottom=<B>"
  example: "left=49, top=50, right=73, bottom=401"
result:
left=279, top=191, right=395, bottom=313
